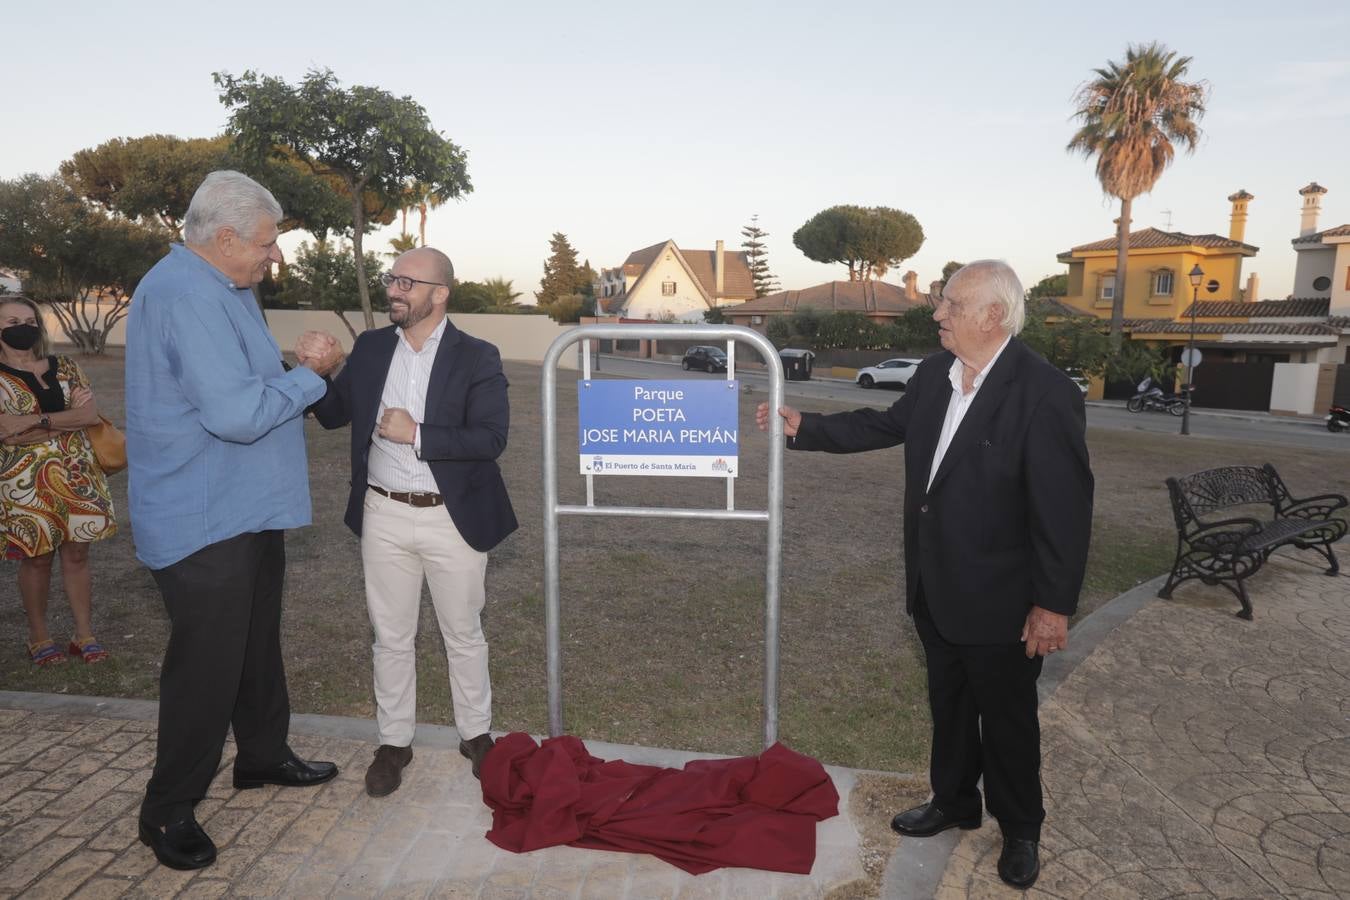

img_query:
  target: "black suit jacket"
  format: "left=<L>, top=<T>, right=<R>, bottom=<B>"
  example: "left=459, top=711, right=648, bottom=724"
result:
left=792, top=338, right=1093, bottom=644
left=311, top=320, right=518, bottom=553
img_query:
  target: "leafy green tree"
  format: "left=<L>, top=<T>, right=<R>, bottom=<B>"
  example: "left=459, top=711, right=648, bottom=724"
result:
left=387, top=233, right=419, bottom=257
left=793, top=205, right=924, bottom=282
left=483, top=277, right=522, bottom=309
left=765, top=316, right=792, bottom=348
left=940, top=260, right=964, bottom=285
left=216, top=68, right=472, bottom=331
left=741, top=214, right=778, bottom=297
left=1027, top=273, right=1069, bottom=300
left=535, top=233, right=591, bottom=312
left=546, top=293, right=587, bottom=323
left=0, top=174, right=168, bottom=353
left=816, top=312, right=885, bottom=350
left=702, top=305, right=728, bottom=324
left=274, top=239, right=385, bottom=340
left=887, top=306, right=941, bottom=351
left=1068, top=42, right=1207, bottom=348
left=449, top=280, right=493, bottom=314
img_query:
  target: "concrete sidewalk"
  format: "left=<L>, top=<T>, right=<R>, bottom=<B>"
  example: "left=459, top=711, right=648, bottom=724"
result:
left=2, top=553, right=1347, bottom=898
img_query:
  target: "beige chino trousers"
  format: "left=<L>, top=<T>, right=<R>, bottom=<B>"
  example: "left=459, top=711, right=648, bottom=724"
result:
left=360, top=490, right=491, bottom=746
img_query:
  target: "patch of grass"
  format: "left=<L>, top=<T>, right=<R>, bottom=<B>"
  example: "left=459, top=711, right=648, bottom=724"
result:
left=6, top=351, right=1348, bottom=778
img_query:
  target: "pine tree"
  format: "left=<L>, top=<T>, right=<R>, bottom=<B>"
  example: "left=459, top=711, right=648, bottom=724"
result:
left=741, top=215, right=778, bottom=297
left=536, top=232, right=583, bottom=307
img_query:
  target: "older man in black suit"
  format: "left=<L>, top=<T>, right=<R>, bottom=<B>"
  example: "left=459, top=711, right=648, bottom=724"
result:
left=758, top=260, right=1093, bottom=889
left=309, top=247, right=517, bottom=796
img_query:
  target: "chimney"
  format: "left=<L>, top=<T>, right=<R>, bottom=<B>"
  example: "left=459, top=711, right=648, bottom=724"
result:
left=1299, top=182, right=1327, bottom=236
left=903, top=270, right=919, bottom=301
left=1244, top=272, right=1259, bottom=303
left=714, top=240, right=725, bottom=296
left=930, top=280, right=944, bottom=300
left=1228, top=189, right=1254, bottom=243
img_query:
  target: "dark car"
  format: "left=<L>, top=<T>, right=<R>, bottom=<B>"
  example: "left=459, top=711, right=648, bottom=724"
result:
left=681, top=345, right=727, bottom=372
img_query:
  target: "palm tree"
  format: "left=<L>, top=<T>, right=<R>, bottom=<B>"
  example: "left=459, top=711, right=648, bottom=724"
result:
left=402, top=180, right=452, bottom=248
left=483, top=276, right=523, bottom=309
left=1068, top=42, right=1207, bottom=348
left=387, top=232, right=419, bottom=258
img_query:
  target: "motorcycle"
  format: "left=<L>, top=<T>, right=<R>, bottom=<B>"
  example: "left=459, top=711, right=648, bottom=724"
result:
left=1328, top=405, right=1350, bottom=433
left=1126, top=386, right=1186, bottom=416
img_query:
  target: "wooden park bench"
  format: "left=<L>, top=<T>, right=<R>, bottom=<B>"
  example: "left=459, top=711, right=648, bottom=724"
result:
left=1159, top=463, right=1347, bottom=620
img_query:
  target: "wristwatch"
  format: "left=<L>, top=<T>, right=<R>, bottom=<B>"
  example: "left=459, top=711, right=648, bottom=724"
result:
left=38, top=415, right=51, bottom=429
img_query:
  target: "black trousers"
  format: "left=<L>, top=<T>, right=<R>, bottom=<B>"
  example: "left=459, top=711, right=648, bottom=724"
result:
left=140, top=530, right=291, bottom=826
left=913, top=596, right=1045, bottom=841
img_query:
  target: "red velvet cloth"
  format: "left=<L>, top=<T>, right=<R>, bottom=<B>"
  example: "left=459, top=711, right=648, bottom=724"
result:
left=481, top=733, right=839, bottom=875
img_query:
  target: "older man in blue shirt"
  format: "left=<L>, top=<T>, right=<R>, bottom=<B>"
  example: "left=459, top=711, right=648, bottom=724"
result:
left=126, top=170, right=343, bottom=871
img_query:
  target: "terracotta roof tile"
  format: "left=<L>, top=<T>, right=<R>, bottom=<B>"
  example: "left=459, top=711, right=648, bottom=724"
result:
left=1292, top=224, right=1350, bottom=244
left=1122, top=318, right=1339, bottom=336
left=619, top=240, right=755, bottom=300
left=724, top=281, right=927, bottom=315
left=1061, top=227, right=1258, bottom=256
left=1179, top=298, right=1331, bottom=318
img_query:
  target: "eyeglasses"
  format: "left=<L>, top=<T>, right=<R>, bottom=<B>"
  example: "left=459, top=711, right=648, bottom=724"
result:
left=380, top=272, right=446, bottom=292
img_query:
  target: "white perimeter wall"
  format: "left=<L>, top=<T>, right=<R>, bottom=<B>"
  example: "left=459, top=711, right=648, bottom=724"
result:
left=40, top=308, right=577, bottom=369
left=1270, top=362, right=1321, bottom=415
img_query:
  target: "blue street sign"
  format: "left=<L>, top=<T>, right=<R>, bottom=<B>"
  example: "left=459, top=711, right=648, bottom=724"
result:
left=578, top=380, right=739, bottom=477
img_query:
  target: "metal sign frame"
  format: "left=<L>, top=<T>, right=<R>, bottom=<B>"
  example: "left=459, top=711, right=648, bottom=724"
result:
left=541, top=324, right=786, bottom=747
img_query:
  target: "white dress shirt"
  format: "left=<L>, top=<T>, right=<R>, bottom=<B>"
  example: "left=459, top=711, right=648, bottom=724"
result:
left=926, top=335, right=1011, bottom=491
left=367, top=317, right=446, bottom=494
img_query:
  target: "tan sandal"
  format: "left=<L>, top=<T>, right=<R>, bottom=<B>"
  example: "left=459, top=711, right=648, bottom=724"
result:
left=68, top=636, right=109, bottom=664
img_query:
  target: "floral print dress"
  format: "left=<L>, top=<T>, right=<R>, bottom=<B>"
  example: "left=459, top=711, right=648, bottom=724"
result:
left=0, top=356, right=116, bottom=559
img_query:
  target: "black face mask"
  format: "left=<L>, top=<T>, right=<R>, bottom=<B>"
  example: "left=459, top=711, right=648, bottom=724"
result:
left=1, top=324, right=41, bottom=352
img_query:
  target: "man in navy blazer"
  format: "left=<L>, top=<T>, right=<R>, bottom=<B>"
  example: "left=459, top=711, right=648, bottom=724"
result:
left=309, top=247, right=517, bottom=796
left=758, top=260, right=1093, bottom=890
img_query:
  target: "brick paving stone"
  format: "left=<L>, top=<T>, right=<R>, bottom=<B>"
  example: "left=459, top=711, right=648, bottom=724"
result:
left=100, top=848, right=156, bottom=880
left=2, top=738, right=78, bottom=770
left=0, top=835, right=81, bottom=893
left=122, top=864, right=197, bottom=898
left=66, top=720, right=126, bottom=748
left=55, top=790, right=138, bottom=838
left=43, top=769, right=135, bottom=820
left=0, top=789, right=60, bottom=829
left=87, top=816, right=141, bottom=855
left=22, top=849, right=115, bottom=900
left=272, top=803, right=342, bottom=855
left=67, top=878, right=133, bottom=899
left=176, top=878, right=231, bottom=898
left=105, top=742, right=155, bottom=772
left=91, top=733, right=142, bottom=756
left=37, top=753, right=121, bottom=792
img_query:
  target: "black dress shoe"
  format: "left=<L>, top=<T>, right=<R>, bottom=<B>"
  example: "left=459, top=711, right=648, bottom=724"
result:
left=233, top=751, right=338, bottom=790
left=998, top=837, right=1040, bottom=889
left=139, top=816, right=217, bottom=870
left=890, top=801, right=982, bottom=837
left=459, top=733, right=495, bottom=779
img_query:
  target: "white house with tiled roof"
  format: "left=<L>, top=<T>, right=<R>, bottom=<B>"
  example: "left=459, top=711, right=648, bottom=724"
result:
left=1290, top=182, right=1350, bottom=316
left=596, top=239, right=755, bottom=322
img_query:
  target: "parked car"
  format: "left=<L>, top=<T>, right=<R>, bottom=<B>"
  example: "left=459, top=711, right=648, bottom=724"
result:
left=681, top=345, right=727, bottom=372
left=1064, top=369, right=1089, bottom=395
left=855, top=358, right=921, bottom=389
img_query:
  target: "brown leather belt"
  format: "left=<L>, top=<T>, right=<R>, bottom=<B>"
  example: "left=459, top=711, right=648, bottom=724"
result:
left=368, top=484, right=444, bottom=508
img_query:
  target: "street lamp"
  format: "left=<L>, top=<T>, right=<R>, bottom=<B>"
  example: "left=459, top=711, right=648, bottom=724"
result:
left=1180, top=264, right=1204, bottom=436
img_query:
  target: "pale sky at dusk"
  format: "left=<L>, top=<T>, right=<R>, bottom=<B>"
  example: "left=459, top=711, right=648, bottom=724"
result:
left=4, top=0, right=1347, bottom=301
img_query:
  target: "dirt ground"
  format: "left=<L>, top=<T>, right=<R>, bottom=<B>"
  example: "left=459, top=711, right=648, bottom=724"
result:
left=4, top=350, right=1348, bottom=775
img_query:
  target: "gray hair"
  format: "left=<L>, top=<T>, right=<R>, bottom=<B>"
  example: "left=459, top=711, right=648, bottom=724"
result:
left=948, top=259, right=1026, bottom=335
left=182, top=170, right=283, bottom=245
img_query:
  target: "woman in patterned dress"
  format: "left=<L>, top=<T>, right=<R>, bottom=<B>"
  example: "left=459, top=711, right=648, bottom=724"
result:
left=0, top=298, right=117, bottom=665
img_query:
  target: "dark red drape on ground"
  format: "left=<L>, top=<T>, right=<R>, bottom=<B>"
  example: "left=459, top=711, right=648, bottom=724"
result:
left=480, top=733, right=840, bottom=875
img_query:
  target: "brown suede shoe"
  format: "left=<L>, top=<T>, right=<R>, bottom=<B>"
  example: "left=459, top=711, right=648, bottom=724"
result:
left=458, top=733, right=495, bottom=779
left=365, top=744, right=413, bottom=797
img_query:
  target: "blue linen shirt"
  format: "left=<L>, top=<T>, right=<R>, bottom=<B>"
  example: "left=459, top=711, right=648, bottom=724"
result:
left=124, top=244, right=327, bottom=569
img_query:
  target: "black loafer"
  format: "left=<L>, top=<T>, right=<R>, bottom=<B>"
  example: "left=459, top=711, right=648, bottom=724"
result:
left=998, top=837, right=1040, bottom=889
left=233, top=751, right=338, bottom=790
left=459, top=733, right=495, bottom=779
left=139, top=816, right=217, bottom=870
left=890, top=801, right=982, bottom=837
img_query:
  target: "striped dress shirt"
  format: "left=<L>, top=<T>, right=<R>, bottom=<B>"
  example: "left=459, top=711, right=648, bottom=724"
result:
left=367, top=316, right=447, bottom=494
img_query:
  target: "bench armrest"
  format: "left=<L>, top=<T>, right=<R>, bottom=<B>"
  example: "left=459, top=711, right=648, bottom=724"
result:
left=1280, top=493, right=1348, bottom=519
left=1185, top=516, right=1263, bottom=554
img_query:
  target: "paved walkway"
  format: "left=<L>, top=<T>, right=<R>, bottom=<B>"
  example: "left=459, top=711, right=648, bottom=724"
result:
left=2, top=553, right=1347, bottom=898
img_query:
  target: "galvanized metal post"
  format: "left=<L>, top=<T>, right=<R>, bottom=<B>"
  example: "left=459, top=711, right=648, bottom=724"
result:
left=541, top=325, right=785, bottom=747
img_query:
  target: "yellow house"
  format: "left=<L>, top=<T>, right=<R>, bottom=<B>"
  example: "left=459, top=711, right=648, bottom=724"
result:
left=1056, top=191, right=1260, bottom=318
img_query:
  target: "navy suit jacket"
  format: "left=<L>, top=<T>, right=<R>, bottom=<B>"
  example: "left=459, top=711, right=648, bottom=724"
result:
left=311, top=320, right=518, bottom=553
left=791, top=338, right=1093, bottom=644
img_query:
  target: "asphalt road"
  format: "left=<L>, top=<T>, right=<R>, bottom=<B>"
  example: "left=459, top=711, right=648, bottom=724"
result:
left=582, top=354, right=1350, bottom=453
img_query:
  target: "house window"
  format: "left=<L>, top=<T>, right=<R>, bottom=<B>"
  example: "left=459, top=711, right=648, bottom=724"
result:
left=752, top=315, right=763, bottom=325
left=1099, top=274, right=1116, bottom=301
left=661, top=281, right=676, bottom=296
left=1153, top=270, right=1174, bottom=296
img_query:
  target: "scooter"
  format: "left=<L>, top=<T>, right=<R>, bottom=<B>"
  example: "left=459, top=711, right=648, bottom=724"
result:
left=1126, top=387, right=1186, bottom=416
left=1328, top=405, right=1350, bottom=433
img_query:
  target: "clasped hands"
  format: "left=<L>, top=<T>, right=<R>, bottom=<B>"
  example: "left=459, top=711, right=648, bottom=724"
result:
left=294, top=331, right=345, bottom=376
left=0, top=387, right=93, bottom=443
